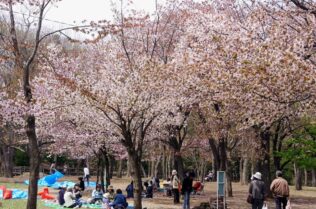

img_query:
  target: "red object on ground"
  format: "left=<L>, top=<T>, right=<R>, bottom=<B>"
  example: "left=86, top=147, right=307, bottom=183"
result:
left=3, top=190, right=12, bottom=199
left=0, top=186, right=6, bottom=193
left=38, top=187, right=49, bottom=196
left=193, top=181, right=202, bottom=191
left=41, top=192, right=55, bottom=200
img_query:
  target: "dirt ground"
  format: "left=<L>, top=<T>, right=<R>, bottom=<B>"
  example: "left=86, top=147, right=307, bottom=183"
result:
left=64, top=176, right=316, bottom=209
left=1, top=176, right=316, bottom=209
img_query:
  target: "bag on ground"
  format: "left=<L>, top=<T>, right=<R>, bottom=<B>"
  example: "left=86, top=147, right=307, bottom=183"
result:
left=262, top=203, right=268, bottom=209
left=286, top=200, right=292, bottom=209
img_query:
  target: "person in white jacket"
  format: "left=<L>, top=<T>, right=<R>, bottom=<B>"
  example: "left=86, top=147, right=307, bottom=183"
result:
left=64, top=188, right=82, bottom=208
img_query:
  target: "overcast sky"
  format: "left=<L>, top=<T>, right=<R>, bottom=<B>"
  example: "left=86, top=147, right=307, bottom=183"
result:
left=45, top=0, right=158, bottom=27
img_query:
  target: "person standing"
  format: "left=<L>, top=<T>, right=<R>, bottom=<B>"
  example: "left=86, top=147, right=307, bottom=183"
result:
left=83, top=166, right=90, bottom=186
left=50, top=163, right=56, bottom=174
left=182, top=171, right=194, bottom=209
left=126, top=181, right=134, bottom=198
left=171, top=170, right=180, bottom=204
left=78, top=177, right=85, bottom=191
left=270, top=171, right=290, bottom=209
left=63, top=164, right=68, bottom=175
left=248, top=172, right=266, bottom=209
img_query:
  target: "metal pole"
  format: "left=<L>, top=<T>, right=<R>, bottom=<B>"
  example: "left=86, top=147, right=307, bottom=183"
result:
left=217, top=171, right=219, bottom=209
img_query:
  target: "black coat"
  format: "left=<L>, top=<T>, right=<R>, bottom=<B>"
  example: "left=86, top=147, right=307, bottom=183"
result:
left=181, top=176, right=193, bottom=194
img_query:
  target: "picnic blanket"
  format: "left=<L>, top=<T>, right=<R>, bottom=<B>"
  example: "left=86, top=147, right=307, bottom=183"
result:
left=44, top=202, right=135, bottom=209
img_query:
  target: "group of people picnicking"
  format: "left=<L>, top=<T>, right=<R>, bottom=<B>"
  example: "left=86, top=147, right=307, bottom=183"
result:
left=54, top=167, right=201, bottom=209
left=52, top=162, right=291, bottom=209
left=248, top=170, right=290, bottom=209
left=57, top=179, right=128, bottom=209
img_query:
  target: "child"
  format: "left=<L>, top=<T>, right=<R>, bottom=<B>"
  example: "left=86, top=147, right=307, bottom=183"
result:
left=102, top=193, right=111, bottom=209
left=89, top=184, right=104, bottom=204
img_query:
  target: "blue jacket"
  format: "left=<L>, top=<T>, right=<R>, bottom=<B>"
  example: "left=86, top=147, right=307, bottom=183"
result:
left=110, top=194, right=128, bottom=207
left=126, top=184, right=134, bottom=198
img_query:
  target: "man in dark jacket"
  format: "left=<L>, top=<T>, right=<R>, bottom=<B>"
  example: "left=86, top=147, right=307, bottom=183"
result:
left=57, top=186, right=66, bottom=206
left=182, top=171, right=194, bottom=209
left=126, top=181, right=134, bottom=198
left=78, top=177, right=85, bottom=191
left=109, top=189, right=128, bottom=209
left=249, top=172, right=266, bottom=209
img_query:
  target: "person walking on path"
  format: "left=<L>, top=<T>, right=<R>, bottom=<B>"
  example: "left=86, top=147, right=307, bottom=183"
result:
left=84, top=166, right=90, bottom=186
left=126, top=181, right=134, bottom=198
left=171, top=170, right=180, bottom=204
left=182, top=171, right=194, bottom=209
left=248, top=172, right=266, bottom=209
left=270, top=171, right=290, bottom=209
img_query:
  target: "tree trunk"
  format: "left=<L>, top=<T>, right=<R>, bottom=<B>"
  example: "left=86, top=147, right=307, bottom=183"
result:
left=154, top=156, right=161, bottom=178
left=100, top=163, right=105, bottom=193
left=0, top=144, right=14, bottom=178
left=241, top=158, right=249, bottom=185
left=96, top=155, right=101, bottom=185
left=126, top=159, right=131, bottom=177
left=141, top=163, right=147, bottom=177
left=209, top=138, right=219, bottom=180
left=128, top=153, right=142, bottom=209
left=174, top=152, right=184, bottom=180
left=312, top=168, right=316, bottom=187
left=259, top=130, right=272, bottom=197
left=116, top=159, right=123, bottom=178
left=295, top=164, right=303, bottom=190
left=26, top=115, right=40, bottom=209
left=304, top=168, right=308, bottom=186
left=226, top=159, right=233, bottom=197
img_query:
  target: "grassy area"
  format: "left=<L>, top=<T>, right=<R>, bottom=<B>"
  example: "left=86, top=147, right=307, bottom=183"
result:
left=0, top=182, right=28, bottom=190
left=1, top=200, right=50, bottom=209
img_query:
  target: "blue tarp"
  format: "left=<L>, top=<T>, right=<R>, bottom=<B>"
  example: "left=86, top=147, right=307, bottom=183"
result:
left=25, top=179, right=97, bottom=188
left=12, top=189, right=28, bottom=199
left=25, top=170, right=64, bottom=187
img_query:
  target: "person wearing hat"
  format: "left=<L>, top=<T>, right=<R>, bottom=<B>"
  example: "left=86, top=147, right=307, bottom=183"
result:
left=248, top=172, right=266, bottom=209
left=171, top=170, right=180, bottom=204
left=107, top=185, right=115, bottom=201
left=270, top=171, right=289, bottom=209
left=102, top=193, right=111, bottom=209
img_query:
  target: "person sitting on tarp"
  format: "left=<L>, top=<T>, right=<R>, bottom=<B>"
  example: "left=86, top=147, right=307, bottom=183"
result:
left=89, top=184, right=104, bottom=204
left=57, top=186, right=66, bottom=206
left=73, top=184, right=83, bottom=204
left=109, top=189, right=128, bottom=209
left=143, top=181, right=153, bottom=198
left=102, top=193, right=111, bottom=209
left=64, top=187, right=82, bottom=208
left=107, top=185, right=115, bottom=201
